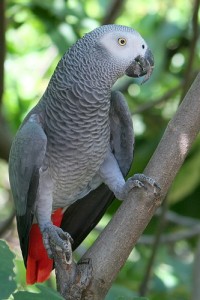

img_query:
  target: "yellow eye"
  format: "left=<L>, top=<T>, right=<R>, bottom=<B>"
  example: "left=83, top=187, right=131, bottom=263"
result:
left=118, top=38, right=127, bottom=46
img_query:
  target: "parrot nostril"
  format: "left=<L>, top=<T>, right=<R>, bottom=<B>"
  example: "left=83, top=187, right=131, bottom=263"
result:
left=135, top=55, right=141, bottom=63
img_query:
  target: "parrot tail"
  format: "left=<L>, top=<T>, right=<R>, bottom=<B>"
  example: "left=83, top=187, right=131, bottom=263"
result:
left=26, top=208, right=63, bottom=284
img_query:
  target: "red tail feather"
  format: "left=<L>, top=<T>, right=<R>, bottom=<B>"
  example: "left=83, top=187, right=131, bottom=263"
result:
left=26, top=208, right=63, bottom=284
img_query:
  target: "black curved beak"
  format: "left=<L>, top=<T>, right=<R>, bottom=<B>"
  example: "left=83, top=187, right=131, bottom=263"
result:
left=125, top=48, right=154, bottom=83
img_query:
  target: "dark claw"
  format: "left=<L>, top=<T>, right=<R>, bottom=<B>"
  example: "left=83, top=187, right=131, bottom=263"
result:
left=132, top=173, right=160, bottom=194
left=154, top=182, right=161, bottom=190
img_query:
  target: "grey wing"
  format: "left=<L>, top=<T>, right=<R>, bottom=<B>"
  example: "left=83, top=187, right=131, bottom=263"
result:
left=9, top=114, right=47, bottom=262
left=110, top=90, right=134, bottom=176
left=61, top=91, right=134, bottom=250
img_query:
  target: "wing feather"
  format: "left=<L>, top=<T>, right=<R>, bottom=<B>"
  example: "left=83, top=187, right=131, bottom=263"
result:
left=110, top=91, right=134, bottom=176
left=9, top=114, right=47, bottom=262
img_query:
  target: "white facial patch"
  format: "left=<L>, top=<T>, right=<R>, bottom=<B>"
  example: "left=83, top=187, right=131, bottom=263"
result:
left=99, top=30, right=147, bottom=64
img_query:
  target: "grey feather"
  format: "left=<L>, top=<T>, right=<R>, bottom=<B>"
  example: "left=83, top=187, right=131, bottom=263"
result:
left=9, top=113, right=47, bottom=262
left=110, top=91, right=134, bottom=176
left=9, top=114, right=47, bottom=215
left=9, top=24, right=154, bottom=266
left=61, top=92, right=134, bottom=248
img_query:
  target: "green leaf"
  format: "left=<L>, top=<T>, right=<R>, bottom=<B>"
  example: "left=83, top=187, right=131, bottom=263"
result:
left=168, top=150, right=200, bottom=203
left=0, top=240, right=17, bottom=299
left=13, top=284, right=64, bottom=300
left=133, top=298, right=149, bottom=300
left=105, top=284, right=149, bottom=300
left=14, top=258, right=26, bottom=287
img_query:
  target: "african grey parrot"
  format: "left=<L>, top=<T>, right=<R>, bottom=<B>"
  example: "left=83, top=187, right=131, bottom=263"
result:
left=9, top=24, right=156, bottom=284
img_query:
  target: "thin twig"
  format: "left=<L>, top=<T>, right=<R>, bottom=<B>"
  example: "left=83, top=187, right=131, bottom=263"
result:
left=0, top=0, right=13, bottom=162
left=156, top=209, right=200, bottom=227
left=0, top=0, right=5, bottom=107
left=139, top=197, right=168, bottom=296
left=133, top=84, right=182, bottom=115
left=180, top=0, right=200, bottom=101
left=139, top=225, right=200, bottom=245
left=102, top=0, right=126, bottom=25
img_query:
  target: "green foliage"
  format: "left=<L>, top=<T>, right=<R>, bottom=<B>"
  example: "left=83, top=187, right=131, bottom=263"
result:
left=13, top=285, right=64, bottom=300
left=168, top=139, right=200, bottom=204
left=109, top=245, right=192, bottom=300
left=1, top=0, right=200, bottom=299
left=0, top=240, right=64, bottom=300
left=0, top=239, right=193, bottom=299
left=0, top=240, right=16, bottom=299
left=105, top=284, right=148, bottom=299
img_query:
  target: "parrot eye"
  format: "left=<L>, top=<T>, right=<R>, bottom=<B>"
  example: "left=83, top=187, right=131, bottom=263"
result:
left=118, top=38, right=127, bottom=46
left=142, top=44, right=145, bottom=49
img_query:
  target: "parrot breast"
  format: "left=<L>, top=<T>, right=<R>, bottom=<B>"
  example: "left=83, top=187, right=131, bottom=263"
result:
left=42, top=81, right=111, bottom=208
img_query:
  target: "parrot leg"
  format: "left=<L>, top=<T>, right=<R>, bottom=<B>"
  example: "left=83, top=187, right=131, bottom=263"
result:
left=99, top=151, right=160, bottom=200
left=42, top=223, right=73, bottom=261
left=36, top=167, right=73, bottom=261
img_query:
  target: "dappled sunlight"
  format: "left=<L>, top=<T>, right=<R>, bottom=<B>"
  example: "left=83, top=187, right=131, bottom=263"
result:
left=178, top=133, right=190, bottom=158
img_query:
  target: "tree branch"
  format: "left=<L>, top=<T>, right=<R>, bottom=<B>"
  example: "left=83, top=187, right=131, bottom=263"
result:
left=78, top=73, right=200, bottom=299
left=102, top=0, right=126, bottom=25
left=54, top=73, right=200, bottom=299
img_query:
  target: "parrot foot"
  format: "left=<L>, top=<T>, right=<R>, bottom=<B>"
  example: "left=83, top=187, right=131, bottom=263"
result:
left=118, top=173, right=160, bottom=200
left=42, top=223, right=73, bottom=261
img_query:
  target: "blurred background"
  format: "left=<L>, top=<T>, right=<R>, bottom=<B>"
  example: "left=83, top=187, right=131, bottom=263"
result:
left=0, top=0, right=200, bottom=299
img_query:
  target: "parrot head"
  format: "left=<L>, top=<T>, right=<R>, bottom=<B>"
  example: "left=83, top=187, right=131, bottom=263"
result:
left=92, top=25, right=154, bottom=83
